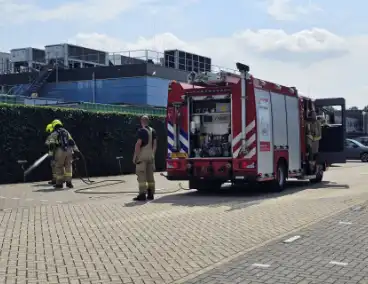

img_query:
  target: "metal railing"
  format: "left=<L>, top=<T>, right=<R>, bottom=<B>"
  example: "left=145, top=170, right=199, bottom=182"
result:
left=108, top=49, right=240, bottom=74
left=1, top=49, right=239, bottom=75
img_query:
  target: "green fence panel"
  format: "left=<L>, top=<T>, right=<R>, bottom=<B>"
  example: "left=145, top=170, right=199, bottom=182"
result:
left=77, top=102, right=166, bottom=116
left=0, top=95, right=167, bottom=116
left=0, top=95, right=18, bottom=105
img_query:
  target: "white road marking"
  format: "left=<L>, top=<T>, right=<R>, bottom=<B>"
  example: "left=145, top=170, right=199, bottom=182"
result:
left=56, top=201, right=63, bottom=203
left=352, top=206, right=363, bottom=211
left=25, top=198, right=33, bottom=201
left=40, top=200, right=48, bottom=202
left=252, top=263, right=270, bottom=268
left=284, top=235, right=301, bottom=243
left=329, top=261, right=348, bottom=266
left=11, top=197, right=19, bottom=200
left=0, top=196, right=5, bottom=199
left=338, top=221, right=352, bottom=225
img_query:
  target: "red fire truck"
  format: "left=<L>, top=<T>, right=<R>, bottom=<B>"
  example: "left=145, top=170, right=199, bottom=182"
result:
left=165, top=63, right=346, bottom=191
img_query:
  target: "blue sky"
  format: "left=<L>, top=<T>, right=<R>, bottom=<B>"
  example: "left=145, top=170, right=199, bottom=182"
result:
left=1, top=0, right=368, bottom=107
left=1, top=0, right=367, bottom=51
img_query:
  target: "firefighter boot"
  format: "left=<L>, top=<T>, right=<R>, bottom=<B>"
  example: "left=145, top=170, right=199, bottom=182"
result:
left=54, top=183, right=63, bottom=189
left=147, top=189, right=154, bottom=200
left=66, top=181, right=74, bottom=189
left=133, top=194, right=147, bottom=202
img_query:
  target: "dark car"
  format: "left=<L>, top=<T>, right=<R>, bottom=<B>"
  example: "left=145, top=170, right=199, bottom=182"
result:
left=345, top=138, right=368, bottom=162
left=354, top=136, right=368, bottom=146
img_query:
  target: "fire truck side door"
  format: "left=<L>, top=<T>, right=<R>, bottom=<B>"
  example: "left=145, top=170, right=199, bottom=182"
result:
left=314, top=98, right=346, bottom=164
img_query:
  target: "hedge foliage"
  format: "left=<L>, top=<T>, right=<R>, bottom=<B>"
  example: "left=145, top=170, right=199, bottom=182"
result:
left=0, top=104, right=166, bottom=184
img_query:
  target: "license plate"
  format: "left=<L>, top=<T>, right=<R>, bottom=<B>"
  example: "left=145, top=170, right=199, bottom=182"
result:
left=171, top=152, right=187, bottom=158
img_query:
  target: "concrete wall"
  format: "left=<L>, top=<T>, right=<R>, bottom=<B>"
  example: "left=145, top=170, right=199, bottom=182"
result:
left=40, top=76, right=170, bottom=106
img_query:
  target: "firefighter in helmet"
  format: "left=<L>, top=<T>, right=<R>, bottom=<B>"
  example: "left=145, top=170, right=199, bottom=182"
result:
left=133, top=115, right=157, bottom=201
left=48, top=119, right=79, bottom=189
left=306, top=109, right=322, bottom=163
left=45, top=123, right=56, bottom=185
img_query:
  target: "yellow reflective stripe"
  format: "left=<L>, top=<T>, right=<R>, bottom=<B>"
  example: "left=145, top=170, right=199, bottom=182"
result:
left=147, top=182, right=155, bottom=189
left=64, top=173, right=72, bottom=177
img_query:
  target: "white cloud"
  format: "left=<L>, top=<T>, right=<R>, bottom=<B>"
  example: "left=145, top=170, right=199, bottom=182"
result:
left=267, top=0, right=322, bottom=21
left=69, top=28, right=368, bottom=108
left=0, top=0, right=157, bottom=24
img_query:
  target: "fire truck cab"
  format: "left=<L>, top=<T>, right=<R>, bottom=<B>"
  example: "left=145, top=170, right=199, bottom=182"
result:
left=165, top=63, right=346, bottom=191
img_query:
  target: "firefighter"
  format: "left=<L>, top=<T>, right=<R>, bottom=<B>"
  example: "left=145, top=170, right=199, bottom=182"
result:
left=306, top=110, right=322, bottom=162
left=45, top=123, right=56, bottom=185
left=49, top=119, right=79, bottom=189
left=133, top=115, right=157, bottom=201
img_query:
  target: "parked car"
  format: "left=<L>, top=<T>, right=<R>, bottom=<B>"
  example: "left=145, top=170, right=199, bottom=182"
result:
left=354, top=136, right=368, bottom=146
left=345, top=138, right=368, bottom=162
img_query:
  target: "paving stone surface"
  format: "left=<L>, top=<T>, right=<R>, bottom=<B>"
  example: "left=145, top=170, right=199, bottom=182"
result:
left=0, top=162, right=367, bottom=283
left=182, top=203, right=368, bottom=284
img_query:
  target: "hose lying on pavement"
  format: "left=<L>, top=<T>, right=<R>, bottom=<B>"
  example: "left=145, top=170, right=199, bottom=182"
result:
left=73, top=152, right=126, bottom=185
left=73, top=154, right=186, bottom=195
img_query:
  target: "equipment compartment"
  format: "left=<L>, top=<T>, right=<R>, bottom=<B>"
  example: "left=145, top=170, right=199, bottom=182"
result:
left=189, top=98, right=232, bottom=158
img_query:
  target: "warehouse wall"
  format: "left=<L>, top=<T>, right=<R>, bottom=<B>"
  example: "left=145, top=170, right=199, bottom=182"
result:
left=39, top=76, right=170, bottom=106
left=146, top=77, right=170, bottom=106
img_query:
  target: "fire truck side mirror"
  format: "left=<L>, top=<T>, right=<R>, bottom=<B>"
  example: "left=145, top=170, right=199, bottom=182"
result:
left=236, top=62, right=250, bottom=73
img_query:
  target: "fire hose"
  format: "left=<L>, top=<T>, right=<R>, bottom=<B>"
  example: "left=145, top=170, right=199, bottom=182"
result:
left=21, top=152, right=184, bottom=194
left=72, top=151, right=126, bottom=185
left=22, top=151, right=126, bottom=185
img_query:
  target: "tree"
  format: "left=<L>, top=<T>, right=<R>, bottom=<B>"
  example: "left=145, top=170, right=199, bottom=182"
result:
left=349, top=106, right=359, bottom=110
left=363, top=106, right=368, bottom=112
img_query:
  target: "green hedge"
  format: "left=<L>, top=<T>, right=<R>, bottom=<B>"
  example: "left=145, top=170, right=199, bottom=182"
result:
left=0, top=104, right=167, bottom=184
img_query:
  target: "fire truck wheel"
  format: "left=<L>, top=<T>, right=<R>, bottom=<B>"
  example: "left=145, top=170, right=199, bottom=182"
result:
left=273, top=161, right=287, bottom=192
left=310, top=166, right=324, bottom=183
left=189, top=179, right=222, bottom=192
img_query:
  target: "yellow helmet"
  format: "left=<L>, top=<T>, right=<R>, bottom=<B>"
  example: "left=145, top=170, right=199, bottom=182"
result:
left=52, top=119, right=63, bottom=128
left=45, top=123, right=53, bottom=133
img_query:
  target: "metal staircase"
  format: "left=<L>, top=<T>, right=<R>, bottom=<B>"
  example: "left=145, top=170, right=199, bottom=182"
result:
left=21, top=64, right=55, bottom=97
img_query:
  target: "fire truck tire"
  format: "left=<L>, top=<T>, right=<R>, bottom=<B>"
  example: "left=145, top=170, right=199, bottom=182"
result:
left=189, top=179, right=222, bottom=191
left=272, top=161, right=287, bottom=192
left=310, top=167, right=324, bottom=183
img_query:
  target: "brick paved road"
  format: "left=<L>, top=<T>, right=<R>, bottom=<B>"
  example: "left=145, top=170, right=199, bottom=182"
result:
left=183, top=203, right=368, bottom=284
left=0, top=172, right=182, bottom=210
left=0, top=162, right=368, bottom=283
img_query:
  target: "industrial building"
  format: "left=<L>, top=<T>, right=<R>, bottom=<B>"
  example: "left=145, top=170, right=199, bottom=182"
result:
left=45, top=43, right=109, bottom=68
left=164, top=49, right=211, bottom=73
left=0, top=46, right=215, bottom=106
left=0, top=52, right=11, bottom=74
left=10, top=47, right=46, bottom=73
